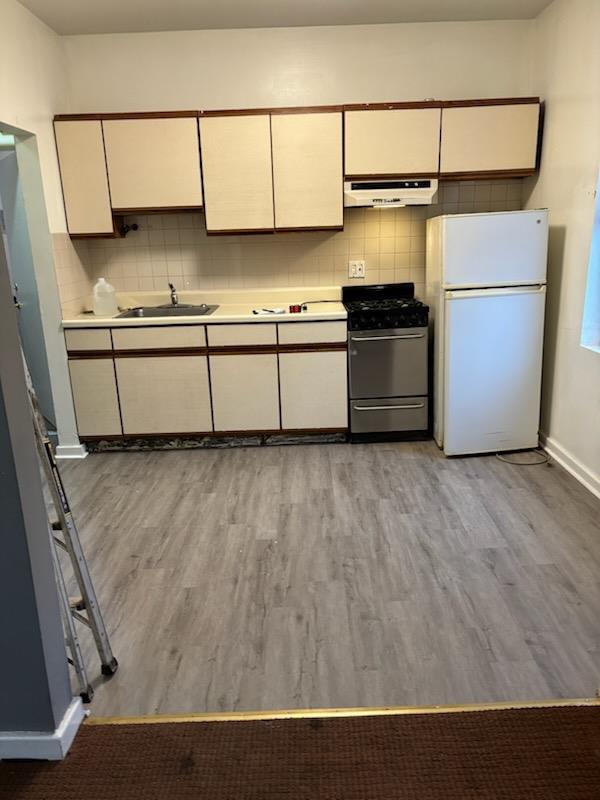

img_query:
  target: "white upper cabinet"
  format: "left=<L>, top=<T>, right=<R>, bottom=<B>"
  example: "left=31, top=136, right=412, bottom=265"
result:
left=54, top=120, right=113, bottom=235
left=199, top=114, right=275, bottom=232
left=440, top=102, right=540, bottom=175
left=102, top=117, right=203, bottom=210
left=344, top=107, right=441, bottom=178
left=271, top=112, right=343, bottom=230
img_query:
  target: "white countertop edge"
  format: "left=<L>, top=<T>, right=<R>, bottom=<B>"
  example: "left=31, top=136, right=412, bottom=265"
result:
left=62, top=286, right=348, bottom=328
left=62, top=308, right=347, bottom=328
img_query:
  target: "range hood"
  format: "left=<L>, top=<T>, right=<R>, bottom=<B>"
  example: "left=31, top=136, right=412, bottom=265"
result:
left=344, top=178, right=438, bottom=208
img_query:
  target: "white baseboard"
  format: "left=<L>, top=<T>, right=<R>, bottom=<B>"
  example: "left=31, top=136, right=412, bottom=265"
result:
left=540, top=434, right=600, bottom=500
left=55, top=443, right=88, bottom=460
left=0, top=697, right=85, bottom=760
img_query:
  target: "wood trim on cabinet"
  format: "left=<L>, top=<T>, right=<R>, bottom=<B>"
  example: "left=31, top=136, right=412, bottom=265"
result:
left=439, top=168, right=537, bottom=180
left=111, top=205, right=203, bottom=215
left=344, top=172, right=440, bottom=181
left=440, top=97, right=540, bottom=108
left=199, top=105, right=344, bottom=117
left=54, top=111, right=200, bottom=121
left=274, top=225, right=344, bottom=233
left=80, top=427, right=348, bottom=442
left=54, top=99, right=540, bottom=124
left=208, top=344, right=279, bottom=356
left=113, top=347, right=209, bottom=358
left=206, top=228, right=275, bottom=236
left=278, top=342, right=347, bottom=353
left=67, top=350, right=114, bottom=359
left=343, top=101, right=442, bottom=111
left=67, top=341, right=348, bottom=358
left=70, top=231, right=120, bottom=240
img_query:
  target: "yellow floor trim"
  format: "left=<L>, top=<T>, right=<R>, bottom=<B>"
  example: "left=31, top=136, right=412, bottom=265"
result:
left=86, top=696, right=600, bottom=726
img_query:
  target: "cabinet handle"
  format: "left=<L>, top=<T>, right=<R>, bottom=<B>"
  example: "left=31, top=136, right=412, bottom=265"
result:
left=350, top=334, right=425, bottom=342
left=353, top=403, right=425, bottom=412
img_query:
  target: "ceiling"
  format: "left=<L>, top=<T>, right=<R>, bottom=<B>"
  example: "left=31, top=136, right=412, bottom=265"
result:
left=19, top=0, right=554, bottom=36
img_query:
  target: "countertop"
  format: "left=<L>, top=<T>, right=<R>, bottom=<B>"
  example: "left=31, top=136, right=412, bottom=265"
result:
left=62, top=287, right=347, bottom=328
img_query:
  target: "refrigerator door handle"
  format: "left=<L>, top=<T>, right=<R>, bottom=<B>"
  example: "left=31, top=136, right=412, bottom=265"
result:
left=350, top=333, right=425, bottom=342
left=354, top=403, right=425, bottom=412
left=446, top=285, right=546, bottom=300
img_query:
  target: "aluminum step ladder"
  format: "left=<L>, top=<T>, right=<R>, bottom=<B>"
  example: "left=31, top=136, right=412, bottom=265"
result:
left=25, top=354, right=118, bottom=703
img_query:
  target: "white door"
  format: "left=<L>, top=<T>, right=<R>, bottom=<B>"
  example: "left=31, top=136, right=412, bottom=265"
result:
left=441, top=209, right=548, bottom=288
left=443, top=286, right=546, bottom=456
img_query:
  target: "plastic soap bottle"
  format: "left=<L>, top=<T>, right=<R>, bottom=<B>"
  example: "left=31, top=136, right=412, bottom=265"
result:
left=92, top=277, right=118, bottom=317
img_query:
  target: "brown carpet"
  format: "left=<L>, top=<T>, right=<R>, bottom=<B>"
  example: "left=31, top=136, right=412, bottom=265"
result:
left=1, top=706, right=600, bottom=799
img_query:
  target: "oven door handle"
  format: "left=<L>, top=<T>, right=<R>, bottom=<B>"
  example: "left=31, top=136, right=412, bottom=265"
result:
left=350, top=333, right=425, bottom=342
left=353, top=403, right=425, bottom=411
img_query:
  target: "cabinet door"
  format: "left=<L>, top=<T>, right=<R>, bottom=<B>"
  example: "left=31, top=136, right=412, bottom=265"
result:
left=199, top=115, right=274, bottom=232
left=209, top=354, right=279, bottom=431
left=68, top=358, right=121, bottom=436
left=115, top=356, right=212, bottom=434
left=279, top=351, right=348, bottom=430
left=271, top=112, right=343, bottom=230
left=440, top=102, right=540, bottom=175
left=344, top=108, right=441, bottom=178
left=55, top=121, right=113, bottom=235
left=103, top=118, right=203, bottom=210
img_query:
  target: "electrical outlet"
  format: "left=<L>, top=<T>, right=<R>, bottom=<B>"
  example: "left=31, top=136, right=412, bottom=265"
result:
left=348, top=260, right=366, bottom=279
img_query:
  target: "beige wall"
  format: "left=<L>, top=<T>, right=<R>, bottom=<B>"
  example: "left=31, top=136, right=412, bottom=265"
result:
left=67, top=180, right=522, bottom=312
left=52, top=234, right=91, bottom=318
left=524, top=0, right=600, bottom=494
left=63, top=21, right=532, bottom=112
left=0, top=0, right=68, bottom=232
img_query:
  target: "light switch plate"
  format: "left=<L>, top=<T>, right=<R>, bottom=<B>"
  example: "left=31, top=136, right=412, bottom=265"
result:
left=348, top=260, right=366, bottom=278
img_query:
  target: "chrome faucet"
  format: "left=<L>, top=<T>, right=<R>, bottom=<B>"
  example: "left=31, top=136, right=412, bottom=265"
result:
left=168, top=282, right=178, bottom=306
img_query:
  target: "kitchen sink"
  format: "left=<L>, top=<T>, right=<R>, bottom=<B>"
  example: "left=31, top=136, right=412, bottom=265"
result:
left=117, top=304, right=218, bottom=318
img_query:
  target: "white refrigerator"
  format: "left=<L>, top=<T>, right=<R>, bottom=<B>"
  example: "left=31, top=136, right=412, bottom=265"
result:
left=425, top=209, right=548, bottom=456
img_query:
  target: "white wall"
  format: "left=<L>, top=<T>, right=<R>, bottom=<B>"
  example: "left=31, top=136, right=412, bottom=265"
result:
left=1, top=0, right=82, bottom=450
left=64, top=21, right=532, bottom=112
left=0, top=0, right=68, bottom=232
left=524, top=0, right=600, bottom=495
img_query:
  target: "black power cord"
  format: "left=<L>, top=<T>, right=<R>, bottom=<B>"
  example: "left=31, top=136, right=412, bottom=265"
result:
left=496, top=448, right=550, bottom=466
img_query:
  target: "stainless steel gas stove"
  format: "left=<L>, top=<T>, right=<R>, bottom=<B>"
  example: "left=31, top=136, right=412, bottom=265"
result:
left=342, top=283, right=429, bottom=440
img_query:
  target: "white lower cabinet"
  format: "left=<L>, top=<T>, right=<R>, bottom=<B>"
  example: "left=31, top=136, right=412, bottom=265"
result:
left=209, top=354, right=280, bottom=431
left=69, top=358, right=122, bottom=437
left=279, top=351, right=348, bottom=429
left=115, top=355, right=212, bottom=435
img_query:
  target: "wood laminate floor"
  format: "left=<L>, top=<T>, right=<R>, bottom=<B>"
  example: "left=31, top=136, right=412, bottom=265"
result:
left=59, top=441, right=600, bottom=717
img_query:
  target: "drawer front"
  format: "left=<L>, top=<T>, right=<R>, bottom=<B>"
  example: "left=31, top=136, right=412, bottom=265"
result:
left=348, top=327, right=428, bottom=399
left=65, top=328, right=112, bottom=352
left=278, top=321, right=347, bottom=345
left=207, top=324, right=276, bottom=347
left=111, top=325, right=206, bottom=350
left=350, top=397, right=428, bottom=433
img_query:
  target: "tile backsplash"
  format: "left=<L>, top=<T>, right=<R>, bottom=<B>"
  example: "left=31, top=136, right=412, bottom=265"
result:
left=54, top=180, right=523, bottom=316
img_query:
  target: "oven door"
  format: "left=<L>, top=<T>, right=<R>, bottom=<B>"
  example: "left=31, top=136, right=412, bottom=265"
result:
left=348, top=327, right=428, bottom=399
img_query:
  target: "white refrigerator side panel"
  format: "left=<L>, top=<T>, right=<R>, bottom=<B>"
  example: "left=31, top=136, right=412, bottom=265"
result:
left=441, top=210, right=548, bottom=288
left=443, top=286, right=546, bottom=456
left=425, top=216, right=445, bottom=447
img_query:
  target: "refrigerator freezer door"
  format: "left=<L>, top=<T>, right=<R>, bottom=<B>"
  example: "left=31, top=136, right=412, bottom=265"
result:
left=443, top=286, right=545, bottom=455
left=442, top=209, right=548, bottom=288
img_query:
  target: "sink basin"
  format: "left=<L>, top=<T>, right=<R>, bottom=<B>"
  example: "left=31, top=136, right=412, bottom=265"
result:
left=117, top=304, right=218, bottom=319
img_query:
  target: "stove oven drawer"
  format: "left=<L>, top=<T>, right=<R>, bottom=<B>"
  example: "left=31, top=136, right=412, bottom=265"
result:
left=350, top=396, right=428, bottom=433
left=348, top=327, right=428, bottom=399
